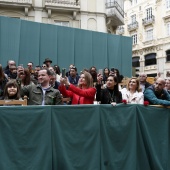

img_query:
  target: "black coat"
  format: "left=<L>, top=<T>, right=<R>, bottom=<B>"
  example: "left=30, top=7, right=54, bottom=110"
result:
left=96, top=84, right=122, bottom=104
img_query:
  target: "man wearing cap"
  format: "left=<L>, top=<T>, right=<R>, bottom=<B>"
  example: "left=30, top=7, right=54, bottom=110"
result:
left=43, top=58, right=52, bottom=68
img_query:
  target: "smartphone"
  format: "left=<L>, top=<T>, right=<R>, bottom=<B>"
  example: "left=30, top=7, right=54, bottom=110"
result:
left=62, top=68, right=66, bottom=78
left=111, top=67, right=115, bottom=72
left=98, top=69, right=103, bottom=75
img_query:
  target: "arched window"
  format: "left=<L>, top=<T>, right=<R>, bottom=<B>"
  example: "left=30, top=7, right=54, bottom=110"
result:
left=166, top=50, right=170, bottom=61
left=145, top=53, right=156, bottom=66
left=132, top=56, right=140, bottom=67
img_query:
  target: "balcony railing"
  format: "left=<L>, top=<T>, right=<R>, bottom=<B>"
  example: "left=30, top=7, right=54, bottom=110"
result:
left=128, top=21, right=138, bottom=31
left=105, top=1, right=124, bottom=27
left=0, top=0, right=32, bottom=4
left=45, top=0, right=80, bottom=7
left=142, top=15, right=155, bottom=26
left=117, top=26, right=124, bottom=34
left=105, top=1, right=124, bottom=17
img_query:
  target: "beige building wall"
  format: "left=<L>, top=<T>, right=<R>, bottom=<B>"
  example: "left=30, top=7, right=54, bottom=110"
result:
left=122, top=0, right=170, bottom=78
left=0, top=0, right=124, bottom=32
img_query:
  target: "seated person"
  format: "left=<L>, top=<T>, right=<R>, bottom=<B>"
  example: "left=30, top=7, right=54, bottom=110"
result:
left=68, top=66, right=80, bottom=86
left=21, top=68, right=62, bottom=105
left=144, top=77, right=170, bottom=106
left=165, top=79, right=170, bottom=94
left=3, top=80, right=21, bottom=100
left=121, top=77, right=144, bottom=104
left=96, top=74, right=122, bottom=105
left=138, top=73, right=151, bottom=92
left=59, top=71, right=96, bottom=104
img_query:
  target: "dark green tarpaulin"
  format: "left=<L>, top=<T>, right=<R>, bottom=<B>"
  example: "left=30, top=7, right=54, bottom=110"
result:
left=0, top=16, right=132, bottom=77
left=0, top=104, right=169, bottom=170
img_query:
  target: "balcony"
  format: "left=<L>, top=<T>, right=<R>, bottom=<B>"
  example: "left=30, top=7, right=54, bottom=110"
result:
left=45, top=0, right=80, bottom=19
left=116, top=26, right=124, bottom=34
left=105, top=1, right=124, bottom=27
left=128, top=21, right=138, bottom=32
left=0, top=0, right=32, bottom=7
left=142, top=15, right=155, bottom=26
left=0, top=0, right=32, bottom=15
left=144, top=65, right=157, bottom=71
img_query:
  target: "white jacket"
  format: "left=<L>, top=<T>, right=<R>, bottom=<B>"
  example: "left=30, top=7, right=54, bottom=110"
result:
left=121, top=88, right=144, bottom=104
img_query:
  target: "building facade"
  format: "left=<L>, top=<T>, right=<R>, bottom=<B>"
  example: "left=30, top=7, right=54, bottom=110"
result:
left=0, top=0, right=124, bottom=33
left=120, top=0, right=170, bottom=78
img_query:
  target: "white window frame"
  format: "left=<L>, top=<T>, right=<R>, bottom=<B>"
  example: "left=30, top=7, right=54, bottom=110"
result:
left=132, top=0, right=137, bottom=5
left=131, top=14, right=136, bottom=23
left=132, top=34, right=138, bottom=45
left=167, top=22, right=170, bottom=36
left=145, top=29, right=153, bottom=41
left=166, top=0, right=170, bottom=9
left=146, top=7, right=152, bottom=19
left=54, top=20, right=69, bottom=27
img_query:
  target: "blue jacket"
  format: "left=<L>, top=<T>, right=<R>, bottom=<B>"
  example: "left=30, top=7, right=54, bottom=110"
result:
left=144, top=85, right=170, bottom=106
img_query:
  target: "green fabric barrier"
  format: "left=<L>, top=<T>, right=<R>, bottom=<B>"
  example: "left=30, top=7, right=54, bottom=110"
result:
left=19, top=20, right=40, bottom=66
left=136, top=105, right=170, bottom=170
left=1, top=104, right=168, bottom=170
left=0, top=16, right=132, bottom=77
left=51, top=105, right=100, bottom=170
left=100, top=104, right=137, bottom=170
left=0, top=106, right=52, bottom=170
left=92, top=32, right=108, bottom=68
left=57, top=26, right=75, bottom=69
left=40, top=24, right=58, bottom=65
left=0, top=17, right=21, bottom=64
left=74, top=29, right=93, bottom=70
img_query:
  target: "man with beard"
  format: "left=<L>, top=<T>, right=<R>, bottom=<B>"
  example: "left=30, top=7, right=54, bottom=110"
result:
left=31, top=65, right=41, bottom=85
left=144, top=77, right=170, bottom=106
left=21, top=68, right=62, bottom=105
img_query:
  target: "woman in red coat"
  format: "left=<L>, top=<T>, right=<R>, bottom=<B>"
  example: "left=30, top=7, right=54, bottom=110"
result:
left=59, top=71, right=96, bottom=104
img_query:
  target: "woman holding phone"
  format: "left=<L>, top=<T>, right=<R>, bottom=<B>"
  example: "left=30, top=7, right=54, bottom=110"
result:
left=96, top=74, right=122, bottom=105
left=59, top=71, right=96, bottom=104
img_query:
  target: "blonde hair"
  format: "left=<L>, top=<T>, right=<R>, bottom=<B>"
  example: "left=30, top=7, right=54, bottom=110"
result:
left=78, top=71, right=93, bottom=88
left=127, top=77, right=141, bottom=92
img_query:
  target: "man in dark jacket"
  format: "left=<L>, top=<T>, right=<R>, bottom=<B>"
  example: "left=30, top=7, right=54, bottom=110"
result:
left=144, top=77, right=170, bottom=106
left=21, top=68, right=62, bottom=105
left=139, top=73, right=151, bottom=92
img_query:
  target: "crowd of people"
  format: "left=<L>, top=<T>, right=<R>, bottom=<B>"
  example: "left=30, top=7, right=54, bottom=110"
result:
left=1, top=58, right=170, bottom=106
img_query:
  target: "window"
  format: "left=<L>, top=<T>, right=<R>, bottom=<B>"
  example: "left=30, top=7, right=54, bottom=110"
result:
left=132, top=34, right=137, bottom=45
left=54, top=21, right=69, bottom=27
left=166, top=0, right=170, bottom=9
left=131, top=14, right=136, bottom=23
left=146, top=29, right=153, bottom=41
left=145, top=53, right=156, bottom=66
left=146, top=7, right=152, bottom=19
left=132, top=56, right=140, bottom=67
left=132, top=0, right=137, bottom=5
left=167, top=23, right=170, bottom=36
left=166, top=50, right=170, bottom=61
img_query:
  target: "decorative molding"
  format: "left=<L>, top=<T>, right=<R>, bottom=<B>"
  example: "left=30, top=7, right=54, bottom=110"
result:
left=25, top=7, right=28, bottom=16
left=48, top=9, right=51, bottom=18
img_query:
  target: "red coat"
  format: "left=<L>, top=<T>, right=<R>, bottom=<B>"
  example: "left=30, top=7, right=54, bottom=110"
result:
left=59, top=84, right=96, bottom=104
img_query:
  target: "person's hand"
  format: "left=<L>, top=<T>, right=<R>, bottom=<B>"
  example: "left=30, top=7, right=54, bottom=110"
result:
left=109, top=71, right=115, bottom=76
left=60, top=77, right=65, bottom=85
left=97, top=73, right=103, bottom=84
left=111, top=102, right=116, bottom=106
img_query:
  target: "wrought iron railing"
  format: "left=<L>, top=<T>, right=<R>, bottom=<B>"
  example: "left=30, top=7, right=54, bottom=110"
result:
left=0, top=0, right=32, bottom=3
left=142, top=15, right=155, bottom=25
left=128, top=21, right=138, bottom=31
left=105, top=1, right=124, bottom=17
left=117, top=26, right=124, bottom=34
left=45, top=0, right=80, bottom=6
